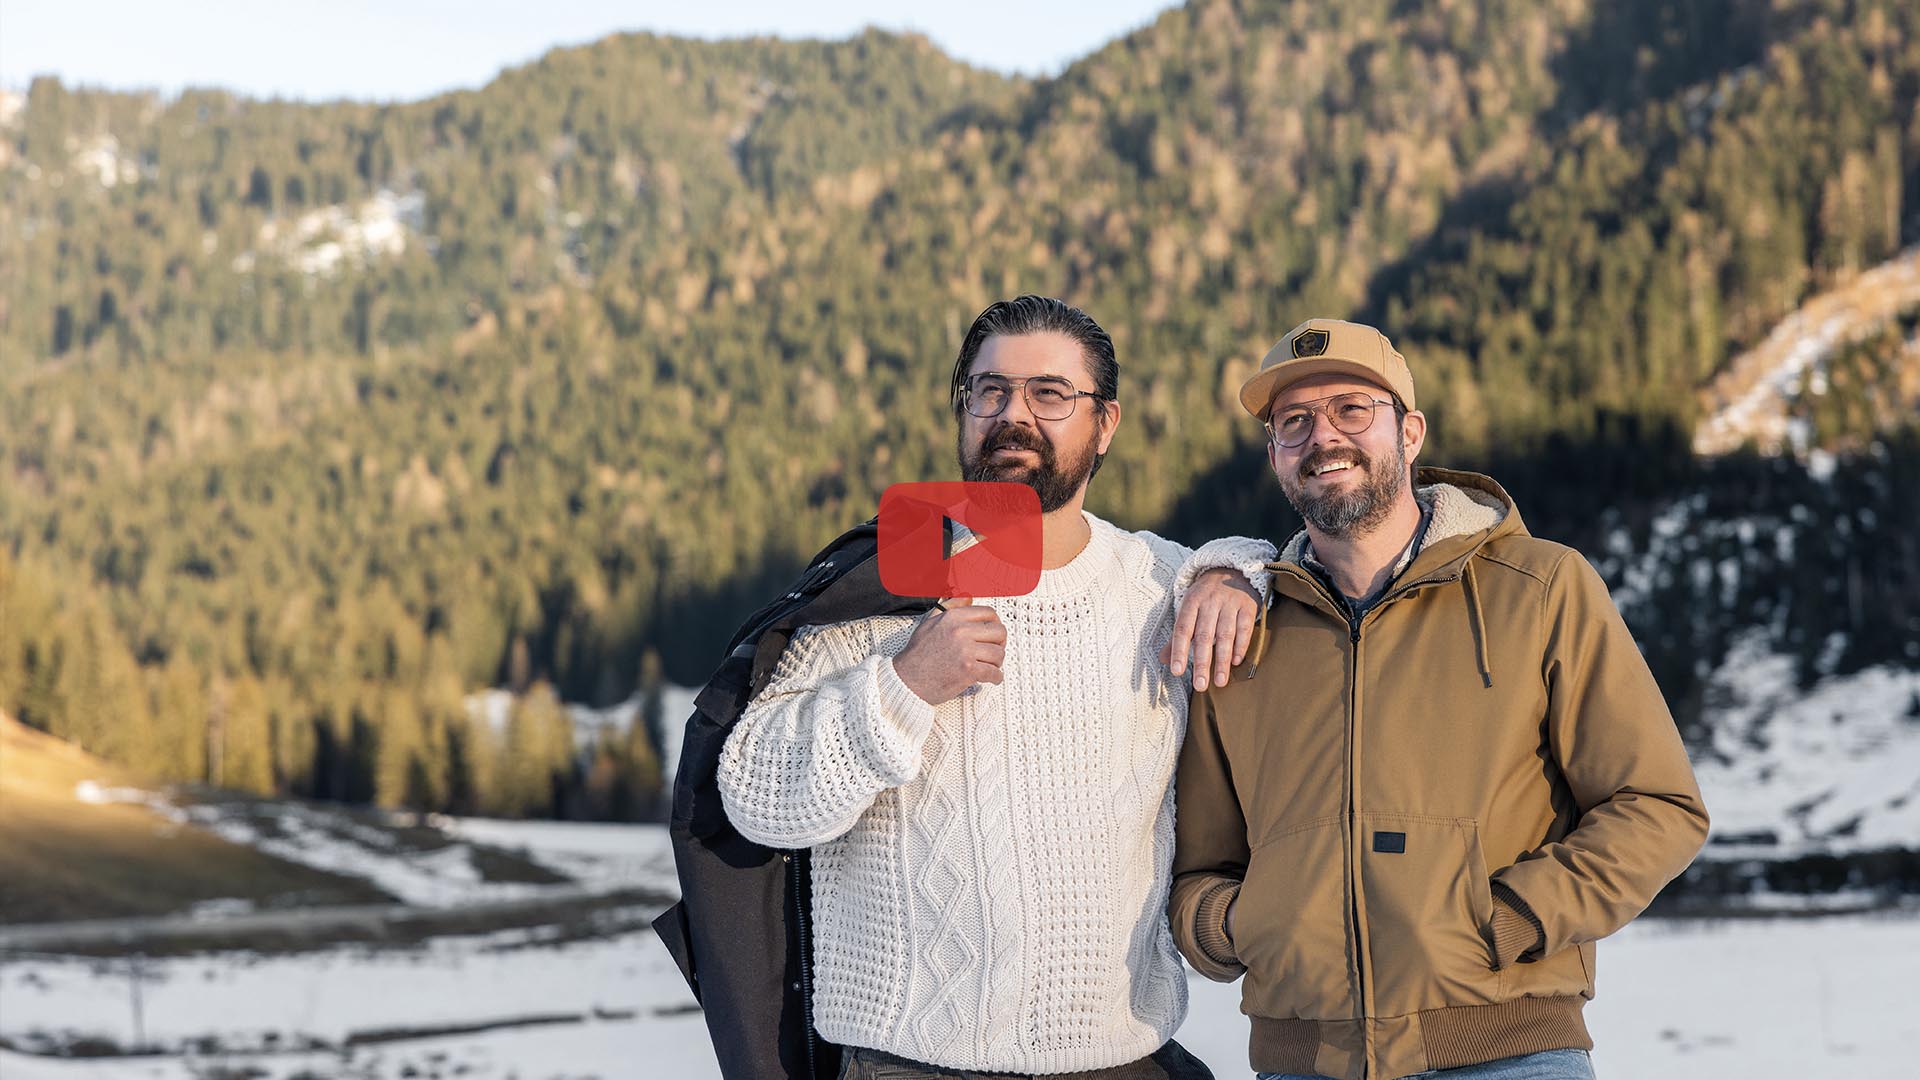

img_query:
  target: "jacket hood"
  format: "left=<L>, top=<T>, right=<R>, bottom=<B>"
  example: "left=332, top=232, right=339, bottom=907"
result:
left=1263, top=468, right=1528, bottom=687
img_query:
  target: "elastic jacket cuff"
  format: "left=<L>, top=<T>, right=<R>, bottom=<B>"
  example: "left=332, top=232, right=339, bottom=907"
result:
left=1195, top=880, right=1242, bottom=967
left=1489, top=881, right=1546, bottom=969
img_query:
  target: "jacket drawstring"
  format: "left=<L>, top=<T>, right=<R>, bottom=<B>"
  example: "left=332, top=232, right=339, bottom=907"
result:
left=1245, top=593, right=1272, bottom=679
left=1464, top=560, right=1493, bottom=688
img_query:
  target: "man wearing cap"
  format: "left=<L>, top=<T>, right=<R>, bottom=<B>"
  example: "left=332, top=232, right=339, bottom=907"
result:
left=1167, top=319, right=1709, bottom=1080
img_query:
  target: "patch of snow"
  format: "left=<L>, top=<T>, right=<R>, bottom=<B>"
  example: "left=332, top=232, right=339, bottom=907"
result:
left=465, top=687, right=514, bottom=737
left=185, top=898, right=258, bottom=921
left=1697, top=313, right=1849, bottom=455
left=238, top=189, right=425, bottom=277
left=1598, top=494, right=1702, bottom=612
left=440, top=818, right=678, bottom=895
left=188, top=802, right=539, bottom=907
left=178, top=805, right=675, bottom=907
left=69, top=133, right=142, bottom=188
left=1581, top=914, right=1920, bottom=1077
left=1693, top=631, right=1920, bottom=858
left=1718, top=888, right=1893, bottom=914
left=1694, top=248, right=1920, bottom=458
left=657, top=685, right=696, bottom=788
left=565, top=696, right=641, bottom=752
left=463, top=683, right=696, bottom=787
left=72, top=780, right=189, bottom=824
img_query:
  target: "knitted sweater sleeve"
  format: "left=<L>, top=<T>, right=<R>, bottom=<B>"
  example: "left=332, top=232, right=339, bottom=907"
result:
left=1169, top=535, right=1276, bottom=612
left=717, top=618, right=937, bottom=848
left=1132, top=532, right=1277, bottom=638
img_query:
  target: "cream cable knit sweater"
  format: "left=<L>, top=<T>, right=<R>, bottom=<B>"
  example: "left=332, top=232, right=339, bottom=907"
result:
left=717, top=515, right=1274, bottom=1074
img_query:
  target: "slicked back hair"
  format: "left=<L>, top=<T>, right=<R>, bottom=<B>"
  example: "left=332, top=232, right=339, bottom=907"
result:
left=948, top=295, right=1119, bottom=418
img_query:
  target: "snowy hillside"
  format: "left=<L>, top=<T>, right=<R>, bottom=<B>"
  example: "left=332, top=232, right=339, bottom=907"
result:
left=229, top=189, right=427, bottom=276
left=51, top=786, right=677, bottom=912
left=1692, top=634, right=1920, bottom=858
left=1694, top=248, right=1920, bottom=457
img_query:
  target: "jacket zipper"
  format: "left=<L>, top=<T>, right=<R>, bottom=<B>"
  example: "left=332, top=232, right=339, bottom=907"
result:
left=1343, top=613, right=1370, bottom=1077
left=1276, top=554, right=1474, bottom=1077
left=1345, top=577, right=1454, bottom=1078
left=789, top=849, right=819, bottom=1078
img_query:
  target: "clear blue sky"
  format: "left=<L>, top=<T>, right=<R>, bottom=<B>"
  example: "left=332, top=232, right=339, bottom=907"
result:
left=0, top=1, right=1183, bottom=101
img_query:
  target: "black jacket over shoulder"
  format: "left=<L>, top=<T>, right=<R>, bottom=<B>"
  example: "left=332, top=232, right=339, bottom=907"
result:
left=652, top=521, right=936, bottom=1080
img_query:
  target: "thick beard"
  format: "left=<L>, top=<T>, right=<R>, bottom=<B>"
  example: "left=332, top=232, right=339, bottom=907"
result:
left=959, top=421, right=1100, bottom=513
left=1279, top=438, right=1407, bottom=538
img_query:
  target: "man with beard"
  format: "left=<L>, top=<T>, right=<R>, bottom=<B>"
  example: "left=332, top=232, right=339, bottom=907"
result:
left=718, top=296, right=1273, bottom=1078
left=1168, top=319, right=1707, bottom=1080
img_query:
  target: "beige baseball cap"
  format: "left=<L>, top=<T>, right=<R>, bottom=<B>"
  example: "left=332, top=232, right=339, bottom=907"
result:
left=1237, top=318, right=1416, bottom=420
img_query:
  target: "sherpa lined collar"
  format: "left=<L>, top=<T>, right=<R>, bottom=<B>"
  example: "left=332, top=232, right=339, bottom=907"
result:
left=1279, top=480, right=1507, bottom=568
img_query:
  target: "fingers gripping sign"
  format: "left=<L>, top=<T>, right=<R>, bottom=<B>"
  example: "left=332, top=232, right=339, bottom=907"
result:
left=1162, top=568, right=1260, bottom=692
left=891, top=598, right=1009, bottom=706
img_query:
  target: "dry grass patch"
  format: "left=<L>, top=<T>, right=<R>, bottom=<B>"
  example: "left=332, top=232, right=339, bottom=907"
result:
left=0, top=714, right=390, bottom=924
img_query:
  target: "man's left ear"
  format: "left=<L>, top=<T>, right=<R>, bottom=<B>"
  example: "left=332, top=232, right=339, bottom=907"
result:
left=1402, top=409, right=1427, bottom=462
left=1095, top=399, right=1121, bottom=455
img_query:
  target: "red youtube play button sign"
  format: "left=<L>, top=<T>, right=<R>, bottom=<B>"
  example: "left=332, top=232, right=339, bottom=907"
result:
left=878, top=481, right=1043, bottom=599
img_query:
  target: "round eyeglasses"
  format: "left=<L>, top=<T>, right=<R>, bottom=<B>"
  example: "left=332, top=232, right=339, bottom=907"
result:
left=1265, top=392, right=1398, bottom=448
left=962, top=373, right=1102, bottom=421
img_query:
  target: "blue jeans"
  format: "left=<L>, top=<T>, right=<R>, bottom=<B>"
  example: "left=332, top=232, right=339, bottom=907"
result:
left=1258, top=1047, right=1594, bottom=1080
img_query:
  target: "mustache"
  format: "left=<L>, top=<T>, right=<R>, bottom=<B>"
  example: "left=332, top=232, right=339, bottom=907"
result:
left=1296, top=446, right=1369, bottom=481
left=982, top=425, right=1049, bottom=455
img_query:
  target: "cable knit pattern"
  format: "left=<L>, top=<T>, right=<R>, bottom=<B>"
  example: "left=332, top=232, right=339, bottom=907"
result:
left=717, top=515, right=1273, bottom=1073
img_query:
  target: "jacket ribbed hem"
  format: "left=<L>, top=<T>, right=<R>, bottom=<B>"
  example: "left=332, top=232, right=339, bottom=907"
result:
left=1248, top=996, right=1592, bottom=1076
left=1249, top=1015, right=1323, bottom=1074
left=1420, top=995, right=1592, bottom=1070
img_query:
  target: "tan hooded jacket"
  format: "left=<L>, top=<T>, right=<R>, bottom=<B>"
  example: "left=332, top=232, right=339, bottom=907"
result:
left=1169, top=468, right=1708, bottom=1080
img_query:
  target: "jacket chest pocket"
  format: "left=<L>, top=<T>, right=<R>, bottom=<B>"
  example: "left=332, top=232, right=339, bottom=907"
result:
left=1357, top=813, right=1504, bottom=1016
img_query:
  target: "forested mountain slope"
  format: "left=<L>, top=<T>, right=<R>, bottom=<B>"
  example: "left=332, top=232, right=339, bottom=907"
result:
left=3, top=0, right=1915, bottom=817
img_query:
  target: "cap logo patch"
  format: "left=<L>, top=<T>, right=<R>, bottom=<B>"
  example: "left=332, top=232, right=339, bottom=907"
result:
left=1292, top=328, right=1330, bottom=358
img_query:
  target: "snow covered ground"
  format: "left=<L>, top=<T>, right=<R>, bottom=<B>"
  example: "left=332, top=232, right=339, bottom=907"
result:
left=0, top=919, right=710, bottom=1079
left=4, top=821, right=1917, bottom=1079
left=5, top=903, right=1917, bottom=1078
left=440, top=815, right=679, bottom=895
left=8, top=672, right=1916, bottom=1078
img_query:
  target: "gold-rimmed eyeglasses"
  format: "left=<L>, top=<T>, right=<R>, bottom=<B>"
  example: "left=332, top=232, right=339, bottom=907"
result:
left=961, top=373, right=1103, bottom=420
left=1265, top=392, right=1398, bottom=448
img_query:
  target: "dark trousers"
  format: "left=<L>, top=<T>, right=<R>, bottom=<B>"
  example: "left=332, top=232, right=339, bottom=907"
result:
left=838, top=1040, right=1215, bottom=1080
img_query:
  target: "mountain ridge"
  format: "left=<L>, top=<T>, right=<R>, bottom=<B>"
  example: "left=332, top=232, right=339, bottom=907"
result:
left=2, top=0, right=1915, bottom=817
